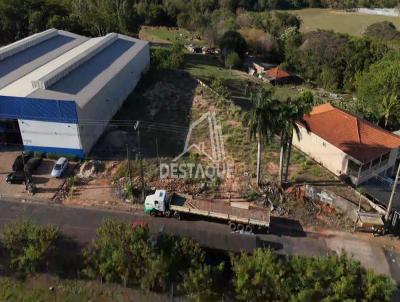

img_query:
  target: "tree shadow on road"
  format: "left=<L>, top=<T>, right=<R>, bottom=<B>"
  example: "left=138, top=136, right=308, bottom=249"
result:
left=269, top=216, right=307, bottom=238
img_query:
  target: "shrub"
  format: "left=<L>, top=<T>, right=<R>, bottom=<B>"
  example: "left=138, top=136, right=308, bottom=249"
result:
left=231, top=249, right=396, bottom=302
left=1, top=220, right=61, bottom=276
left=231, top=249, right=285, bottom=301
left=179, top=263, right=224, bottom=302
left=152, top=42, right=185, bottom=70
left=83, top=219, right=151, bottom=287
left=224, top=51, right=241, bottom=69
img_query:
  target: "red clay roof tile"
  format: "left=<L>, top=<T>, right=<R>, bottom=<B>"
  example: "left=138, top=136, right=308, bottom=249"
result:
left=301, top=103, right=400, bottom=163
left=265, top=67, right=291, bottom=80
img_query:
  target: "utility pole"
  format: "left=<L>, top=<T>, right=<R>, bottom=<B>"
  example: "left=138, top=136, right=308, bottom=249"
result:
left=126, top=144, right=134, bottom=202
left=135, top=121, right=145, bottom=203
left=156, top=136, right=160, bottom=166
left=22, top=151, right=28, bottom=191
left=385, top=163, right=400, bottom=222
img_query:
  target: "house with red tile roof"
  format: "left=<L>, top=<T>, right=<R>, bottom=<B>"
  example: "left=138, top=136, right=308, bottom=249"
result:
left=293, top=103, right=400, bottom=185
left=262, top=67, right=301, bottom=85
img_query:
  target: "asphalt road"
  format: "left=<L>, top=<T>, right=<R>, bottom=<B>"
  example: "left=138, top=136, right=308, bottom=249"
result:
left=0, top=198, right=324, bottom=254
left=1, top=197, right=400, bottom=286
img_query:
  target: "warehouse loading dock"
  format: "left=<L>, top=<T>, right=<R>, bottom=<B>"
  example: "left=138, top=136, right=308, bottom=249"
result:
left=0, top=119, right=22, bottom=146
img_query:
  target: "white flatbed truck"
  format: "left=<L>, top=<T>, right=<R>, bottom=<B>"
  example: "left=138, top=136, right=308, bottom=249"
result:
left=144, top=190, right=270, bottom=233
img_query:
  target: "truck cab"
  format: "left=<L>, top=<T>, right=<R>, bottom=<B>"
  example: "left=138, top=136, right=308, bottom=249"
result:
left=144, top=189, right=168, bottom=214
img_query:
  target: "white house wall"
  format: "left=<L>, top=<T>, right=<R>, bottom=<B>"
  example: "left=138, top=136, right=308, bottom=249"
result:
left=293, top=125, right=349, bottom=176
left=18, top=119, right=82, bottom=150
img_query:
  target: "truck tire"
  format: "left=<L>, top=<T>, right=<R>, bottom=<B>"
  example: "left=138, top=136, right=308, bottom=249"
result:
left=245, top=225, right=253, bottom=233
left=229, top=222, right=237, bottom=232
left=174, top=212, right=181, bottom=220
left=237, top=224, right=244, bottom=232
left=150, top=210, right=156, bottom=217
left=164, top=210, right=171, bottom=218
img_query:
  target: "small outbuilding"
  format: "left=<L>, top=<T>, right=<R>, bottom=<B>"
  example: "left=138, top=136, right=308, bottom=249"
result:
left=262, top=67, right=301, bottom=85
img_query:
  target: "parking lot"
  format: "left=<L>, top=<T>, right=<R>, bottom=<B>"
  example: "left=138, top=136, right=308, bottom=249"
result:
left=0, top=147, right=71, bottom=200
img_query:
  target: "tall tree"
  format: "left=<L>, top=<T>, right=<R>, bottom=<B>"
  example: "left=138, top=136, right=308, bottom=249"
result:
left=356, top=52, right=400, bottom=129
left=282, top=91, right=313, bottom=183
left=380, top=94, right=400, bottom=129
left=70, top=0, right=138, bottom=36
left=219, top=30, right=247, bottom=60
left=243, top=88, right=279, bottom=186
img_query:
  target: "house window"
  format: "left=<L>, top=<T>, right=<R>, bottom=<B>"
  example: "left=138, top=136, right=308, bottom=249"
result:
left=371, top=157, right=380, bottom=168
left=347, top=159, right=361, bottom=176
left=381, top=152, right=390, bottom=166
left=322, top=142, right=326, bottom=147
left=361, top=163, right=370, bottom=173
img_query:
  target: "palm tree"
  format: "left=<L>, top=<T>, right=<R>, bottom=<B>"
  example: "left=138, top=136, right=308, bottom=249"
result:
left=278, top=92, right=314, bottom=184
left=243, top=88, right=280, bottom=187
left=380, top=94, right=399, bottom=129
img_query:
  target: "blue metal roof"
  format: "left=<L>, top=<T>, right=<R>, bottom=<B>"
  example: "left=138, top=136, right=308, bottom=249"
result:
left=0, top=96, right=78, bottom=123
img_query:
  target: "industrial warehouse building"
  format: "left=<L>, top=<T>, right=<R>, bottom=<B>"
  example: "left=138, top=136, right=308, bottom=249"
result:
left=0, top=28, right=150, bottom=158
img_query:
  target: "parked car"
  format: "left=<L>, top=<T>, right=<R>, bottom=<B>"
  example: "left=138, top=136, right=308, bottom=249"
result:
left=6, top=171, right=32, bottom=184
left=24, top=157, right=42, bottom=174
left=12, top=153, right=32, bottom=171
left=51, top=157, right=68, bottom=178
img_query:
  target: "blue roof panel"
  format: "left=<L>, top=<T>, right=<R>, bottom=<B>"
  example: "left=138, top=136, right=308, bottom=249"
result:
left=0, top=96, right=77, bottom=123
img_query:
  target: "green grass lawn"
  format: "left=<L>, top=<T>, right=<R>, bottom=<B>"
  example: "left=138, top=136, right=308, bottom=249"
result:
left=184, top=53, right=303, bottom=107
left=139, top=26, right=206, bottom=46
left=0, top=276, right=166, bottom=302
left=292, top=8, right=400, bottom=36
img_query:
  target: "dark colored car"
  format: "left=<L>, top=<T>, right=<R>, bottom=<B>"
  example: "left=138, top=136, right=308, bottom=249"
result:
left=24, top=157, right=42, bottom=174
left=12, top=154, right=32, bottom=171
left=6, top=171, right=32, bottom=184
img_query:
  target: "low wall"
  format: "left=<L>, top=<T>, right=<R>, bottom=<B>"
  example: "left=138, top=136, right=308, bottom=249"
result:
left=304, top=185, right=358, bottom=222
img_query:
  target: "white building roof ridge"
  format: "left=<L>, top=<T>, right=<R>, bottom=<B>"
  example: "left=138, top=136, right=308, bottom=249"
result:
left=31, top=33, right=118, bottom=90
left=0, top=36, right=105, bottom=97
left=0, top=28, right=58, bottom=61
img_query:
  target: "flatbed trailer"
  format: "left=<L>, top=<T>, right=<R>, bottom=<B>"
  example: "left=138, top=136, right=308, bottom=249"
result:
left=145, top=190, right=270, bottom=233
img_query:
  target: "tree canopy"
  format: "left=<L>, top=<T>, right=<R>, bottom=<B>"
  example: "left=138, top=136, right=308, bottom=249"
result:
left=232, top=248, right=396, bottom=302
left=364, top=21, right=400, bottom=41
left=356, top=52, right=400, bottom=129
left=219, top=30, right=248, bottom=59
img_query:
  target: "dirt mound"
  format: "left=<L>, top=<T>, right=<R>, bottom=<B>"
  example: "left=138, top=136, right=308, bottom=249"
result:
left=78, top=160, right=104, bottom=179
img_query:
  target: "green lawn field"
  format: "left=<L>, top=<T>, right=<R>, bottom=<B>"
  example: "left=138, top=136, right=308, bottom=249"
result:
left=292, top=8, right=400, bottom=36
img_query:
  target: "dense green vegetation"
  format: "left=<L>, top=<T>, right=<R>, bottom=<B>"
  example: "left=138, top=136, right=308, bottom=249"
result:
left=152, top=42, right=185, bottom=70
left=0, top=220, right=396, bottom=301
left=365, top=21, right=400, bottom=41
left=232, top=249, right=396, bottom=302
left=356, top=52, right=400, bottom=129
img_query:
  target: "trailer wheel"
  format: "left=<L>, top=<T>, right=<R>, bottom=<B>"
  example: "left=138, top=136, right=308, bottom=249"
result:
left=237, top=224, right=244, bottom=232
left=229, top=222, right=237, bottom=232
left=164, top=210, right=171, bottom=218
left=245, top=225, right=253, bottom=233
left=174, top=212, right=181, bottom=220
